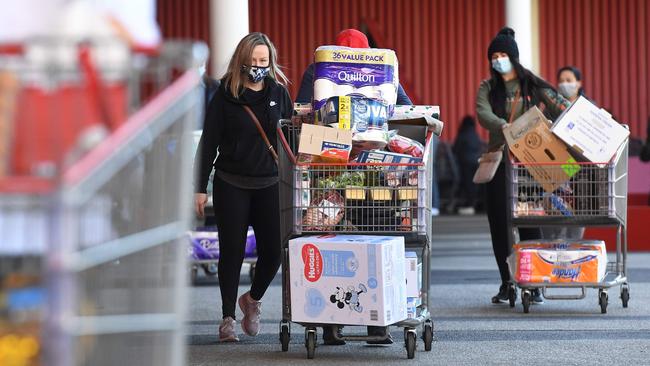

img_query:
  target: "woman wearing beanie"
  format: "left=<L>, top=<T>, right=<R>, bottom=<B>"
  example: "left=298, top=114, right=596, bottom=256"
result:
left=475, top=27, right=571, bottom=305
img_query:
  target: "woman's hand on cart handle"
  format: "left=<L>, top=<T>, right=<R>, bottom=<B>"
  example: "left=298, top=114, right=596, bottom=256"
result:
left=195, top=193, right=208, bottom=218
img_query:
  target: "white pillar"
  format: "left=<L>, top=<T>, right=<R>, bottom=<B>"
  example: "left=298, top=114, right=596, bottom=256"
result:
left=506, top=0, right=537, bottom=73
left=209, top=0, right=249, bottom=78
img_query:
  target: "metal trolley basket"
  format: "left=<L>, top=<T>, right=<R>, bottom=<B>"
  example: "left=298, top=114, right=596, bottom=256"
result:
left=276, top=119, right=435, bottom=359
left=506, top=139, right=629, bottom=314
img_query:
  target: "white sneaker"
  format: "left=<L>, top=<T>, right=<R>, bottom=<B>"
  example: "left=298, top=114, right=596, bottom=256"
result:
left=238, top=292, right=261, bottom=336
left=219, top=316, right=239, bottom=342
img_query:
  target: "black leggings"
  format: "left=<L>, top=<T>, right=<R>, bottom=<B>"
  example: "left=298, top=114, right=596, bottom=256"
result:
left=485, top=161, right=541, bottom=284
left=213, top=175, right=281, bottom=319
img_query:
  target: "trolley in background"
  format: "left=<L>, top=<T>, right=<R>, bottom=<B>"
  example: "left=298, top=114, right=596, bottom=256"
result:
left=506, top=139, right=629, bottom=314
left=0, top=39, right=205, bottom=366
left=277, top=118, right=437, bottom=359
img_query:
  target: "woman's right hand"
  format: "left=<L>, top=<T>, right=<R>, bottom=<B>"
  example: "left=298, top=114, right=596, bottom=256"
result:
left=194, top=193, right=208, bottom=218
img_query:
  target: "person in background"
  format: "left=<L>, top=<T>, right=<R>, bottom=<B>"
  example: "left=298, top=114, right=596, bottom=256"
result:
left=453, top=115, right=482, bottom=215
left=556, top=65, right=587, bottom=103
left=475, top=27, right=571, bottom=306
left=194, top=32, right=292, bottom=342
left=296, top=28, right=410, bottom=346
left=642, top=118, right=650, bottom=163
left=295, top=28, right=412, bottom=105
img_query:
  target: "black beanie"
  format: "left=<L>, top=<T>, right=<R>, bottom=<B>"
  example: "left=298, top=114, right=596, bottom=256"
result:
left=487, top=27, right=519, bottom=61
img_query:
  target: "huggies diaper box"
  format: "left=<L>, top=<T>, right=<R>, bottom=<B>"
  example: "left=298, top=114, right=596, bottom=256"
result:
left=508, top=240, right=607, bottom=283
left=289, top=235, right=407, bottom=326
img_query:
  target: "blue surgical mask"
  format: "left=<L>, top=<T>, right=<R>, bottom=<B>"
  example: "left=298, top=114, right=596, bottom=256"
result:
left=491, top=57, right=512, bottom=74
left=243, top=65, right=270, bottom=83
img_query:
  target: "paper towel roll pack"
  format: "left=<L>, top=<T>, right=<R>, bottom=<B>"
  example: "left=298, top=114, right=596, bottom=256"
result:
left=317, top=95, right=389, bottom=132
left=313, top=46, right=399, bottom=111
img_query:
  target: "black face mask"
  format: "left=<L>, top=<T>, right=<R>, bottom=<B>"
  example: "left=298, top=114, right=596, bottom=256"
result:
left=242, top=65, right=270, bottom=83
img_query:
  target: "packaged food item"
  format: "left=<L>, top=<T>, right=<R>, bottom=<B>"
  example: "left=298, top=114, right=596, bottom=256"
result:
left=387, top=134, right=424, bottom=158
left=351, top=130, right=391, bottom=159
left=313, top=46, right=399, bottom=112
left=288, top=235, right=407, bottom=326
left=302, top=190, right=345, bottom=231
left=297, top=123, right=353, bottom=163
left=316, top=171, right=365, bottom=190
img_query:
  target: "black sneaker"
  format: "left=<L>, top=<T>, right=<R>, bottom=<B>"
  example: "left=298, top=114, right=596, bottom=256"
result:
left=531, top=289, right=544, bottom=304
left=366, top=326, right=393, bottom=345
left=491, top=283, right=509, bottom=304
left=322, top=326, right=345, bottom=345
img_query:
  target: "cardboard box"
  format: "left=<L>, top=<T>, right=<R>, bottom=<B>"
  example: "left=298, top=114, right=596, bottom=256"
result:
left=405, top=252, right=419, bottom=298
left=298, top=123, right=353, bottom=163
left=357, top=150, right=422, bottom=168
left=503, top=106, right=580, bottom=193
left=388, top=114, right=444, bottom=141
left=508, top=240, right=607, bottom=283
left=0, top=72, right=19, bottom=177
left=551, top=96, right=629, bottom=164
left=288, top=235, right=407, bottom=326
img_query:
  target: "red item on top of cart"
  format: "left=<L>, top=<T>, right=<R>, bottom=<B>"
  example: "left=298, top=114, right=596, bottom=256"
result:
left=387, top=134, right=424, bottom=158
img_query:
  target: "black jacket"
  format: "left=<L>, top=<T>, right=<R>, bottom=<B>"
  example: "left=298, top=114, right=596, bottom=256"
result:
left=295, top=63, right=413, bottom=105
left=196, top=77, right=292, bottom=193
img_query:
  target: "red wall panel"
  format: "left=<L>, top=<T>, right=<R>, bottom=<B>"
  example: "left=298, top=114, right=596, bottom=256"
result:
left=156, top=1, right=649, bottom=141
left=539, top=0, right=649, bottom=139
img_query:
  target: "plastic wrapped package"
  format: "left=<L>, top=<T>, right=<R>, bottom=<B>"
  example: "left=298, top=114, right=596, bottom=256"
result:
left=313, top=46, right=398, bottom=111
left=387, top=134, right=424, bottom=158
left=302, top=190, right=345, bottom=231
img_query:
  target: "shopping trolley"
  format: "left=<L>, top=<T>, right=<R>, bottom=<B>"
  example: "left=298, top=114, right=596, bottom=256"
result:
left=276, top=117, right=438, bottom=359
left=0, top=39, right=205, bottom=366
left=506, top=139, right=629, bottom=313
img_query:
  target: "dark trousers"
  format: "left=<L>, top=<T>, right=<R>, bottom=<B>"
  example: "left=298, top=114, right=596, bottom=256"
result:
left=213, top=175, right=281, bottom=319
left=485, top=162, right=541, bottom=284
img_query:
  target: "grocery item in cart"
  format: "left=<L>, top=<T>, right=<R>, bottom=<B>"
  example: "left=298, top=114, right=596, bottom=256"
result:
left=317, top=95, right=389, bottom=132
left=508, top=240, right=607, bottom=283
left=551, top=96, right=629, bottom=164
left=188, top=227, right=256, bottom=260
left=350, top=129, right=391, bottom=158
left=504, top=106, right=580, bottom=192
left=392, top=105, right=440, bottom=120
left=302, top=190, right=345, bottom=231
left=387, top=134, right=424, bottom=158
left=288, top=235, right=407, bottom=326
left=298, top=123, right=352, bottom=163
left=313, top=46, right=398, bottom=111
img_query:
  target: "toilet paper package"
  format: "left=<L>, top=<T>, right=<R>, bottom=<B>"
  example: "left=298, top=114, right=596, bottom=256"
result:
left=289, top=235, right=407, bottom=326
left=508, top=240, right=607, bottom=283
left=313, top=46, right=399, bottom=112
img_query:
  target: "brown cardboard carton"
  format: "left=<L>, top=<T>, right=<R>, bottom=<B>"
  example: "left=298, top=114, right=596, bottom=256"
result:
left=503, top=106, right=580, bottom=193
left=0, top=72, right=19, bottom=177
left=297, top=123, right=353, bottom=163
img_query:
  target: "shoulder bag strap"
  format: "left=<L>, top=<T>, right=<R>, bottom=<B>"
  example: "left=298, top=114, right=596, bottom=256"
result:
left=242, top=105, right=279, bottom=165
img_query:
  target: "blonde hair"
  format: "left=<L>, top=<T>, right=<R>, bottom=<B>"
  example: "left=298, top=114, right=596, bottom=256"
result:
left=222, top=32, right=289, bottom=98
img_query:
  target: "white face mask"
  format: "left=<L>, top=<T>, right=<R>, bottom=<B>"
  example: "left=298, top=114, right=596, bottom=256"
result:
left=558, top=82, right=579, bottom=98
left=491, top=57, right=512, bottom=74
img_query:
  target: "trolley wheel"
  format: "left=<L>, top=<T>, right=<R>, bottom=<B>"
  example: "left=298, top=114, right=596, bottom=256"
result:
left=521, top=290, right=531, bottom=314
left=249, top=264, right=256, bottom=282
left=621, top=286, right=630, bottom=308
left=405, top=329, right=416, bottom=359
left=422, top=321, right=433, bottom=352
left=279, top=322, right=290, bottom=352
left=508, top=285, right=516, bottom=308
left=202, top=263, right=218, bottom=276
left=599, top=290, right=608, bottom=314
left=305, top=328, right=316, bottom=359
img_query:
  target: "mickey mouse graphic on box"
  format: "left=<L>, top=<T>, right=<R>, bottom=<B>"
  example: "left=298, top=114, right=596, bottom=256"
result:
left=288, top=235, right=406, bottom=326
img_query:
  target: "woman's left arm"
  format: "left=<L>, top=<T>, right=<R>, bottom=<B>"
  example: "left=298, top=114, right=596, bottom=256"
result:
left=281, top=86, right=293, bottom=119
